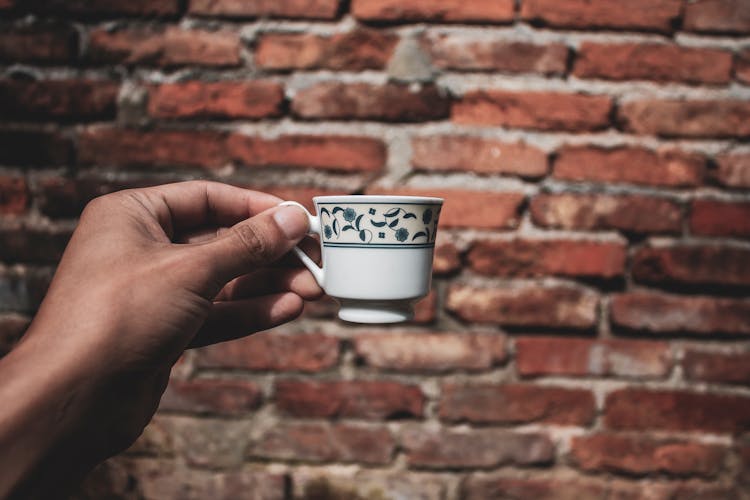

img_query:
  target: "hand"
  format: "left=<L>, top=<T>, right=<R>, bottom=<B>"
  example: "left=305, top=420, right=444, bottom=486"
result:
left=0, top=181, right=322, bottom=498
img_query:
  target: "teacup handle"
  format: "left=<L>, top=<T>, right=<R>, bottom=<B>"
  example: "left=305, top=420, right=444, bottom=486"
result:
left=278, top=201, right=325, bottom=287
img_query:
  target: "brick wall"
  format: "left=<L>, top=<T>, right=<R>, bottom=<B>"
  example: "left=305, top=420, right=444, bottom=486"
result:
left=1, top=0, right=750, bottom=498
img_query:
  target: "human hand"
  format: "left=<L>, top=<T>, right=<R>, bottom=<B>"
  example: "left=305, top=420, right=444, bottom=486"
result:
left=0, top=181, right=322, bottom=497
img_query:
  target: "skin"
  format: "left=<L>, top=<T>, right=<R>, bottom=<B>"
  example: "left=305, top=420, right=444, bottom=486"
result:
left=0, top=181, right=322, bottom=498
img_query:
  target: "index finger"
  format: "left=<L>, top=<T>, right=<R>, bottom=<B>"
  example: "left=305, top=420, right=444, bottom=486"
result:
left=133, top=181, right=284, bottom=237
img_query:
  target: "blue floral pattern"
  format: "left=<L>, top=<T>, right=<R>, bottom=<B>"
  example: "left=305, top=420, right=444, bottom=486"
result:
left=318, top=203, right=441, bottom=246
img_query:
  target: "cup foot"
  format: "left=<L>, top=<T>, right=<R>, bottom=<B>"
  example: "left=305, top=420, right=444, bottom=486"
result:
left=336, top=299, right=415, bottom=324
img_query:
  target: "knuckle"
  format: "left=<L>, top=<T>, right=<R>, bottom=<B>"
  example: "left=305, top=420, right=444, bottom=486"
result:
left=231, top=223, right=271, bottom=262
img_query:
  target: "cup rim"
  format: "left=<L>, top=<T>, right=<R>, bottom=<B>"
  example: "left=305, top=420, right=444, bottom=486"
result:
left=313, top=195, right=444, bottom=204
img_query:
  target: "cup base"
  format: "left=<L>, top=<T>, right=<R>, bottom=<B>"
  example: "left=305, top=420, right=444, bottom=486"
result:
left=336, top=299, right=415, bottom=324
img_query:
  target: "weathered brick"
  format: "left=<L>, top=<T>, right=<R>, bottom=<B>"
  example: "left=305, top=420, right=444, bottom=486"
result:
left=611, top=292, right=750, bottom=336
left=275, top=380, right=425, bottom=419
left=433, top=239, right=461, bottom=275
left=0, top=24, right=77, bottom=64
left=250, top=422, right=395, bottom=464
left=411, top=135, right=548, bottom=178
left=571, top=433, right=726, bottom=477
left=159, top=379, right=262, bottom=415
left=464, top=476, right=607, bottom=500
left=605, top=388, right=750, bottom=433
left=440, top=383, right=596, bottom=425
left=354, top=332, right=506, bottom=373
left=256, top=30, right=398, bottom=71
left=0, top=313, right=30, bottom=354
left=170, top=419, right=252, bottom=469
left=521, top=0, right=682, bottom=32
left=126, top=416, right=174, bottom=456
left=0, top=225, right=72, bottom=263
left=423, top=34, right=568, bottom=75
left=633, top=245, right=750, bottom=288
left=716, top=153, right=750, bottom=188
left=737, top=50, right=750, bottom=85
left=367, top=187, right=524, bottom=230
left=619, top=99, right=750, bottom=138
left=411, top=290, right=437, bottom=324
left=611, top=480, right=737, bottom=499
left=740, top=444, right=750, bottom=486
left=690, top=200, right=750, bottom=238
left=256, top=186, right=349, bottom=213
left=227, top=134, right=386, bottom=173
left=351, top=0, right=514, bottom=23
left=25, top=0, right=179, bottom=17
left=0, top=130, right=71, bottom=166
left=292, top=470, right=447, bottom=500
left=148, top=81, right=284, bottom=119
left=530, top=193, right=682, bottom=234
left=195, top=332, right=339, bottom=372
left=0, top=266, right=54, bottom=313
left=453, top=90, right=612, bottom=131
left=684, top=0, right=750, bottom=34
left=468, top=239, right=626, bottom=279
left=292, top=82, right=450, bottom=122
left=553, top=146, right=705, bottom=187
left=0, top=80, right=118, bottom=121
left=446, top=284, right=599, bottom=329
left=189, top=0, right=340, bottom=19
left=87, top=27, right=241, bottom=67
left=683, top=350, right=750, bottom=386
left=516, top=337, right=672, bottom=379
left=0, top=176, right=28, bottom=215
left=574, top=42, right=732, bottom=84
left=400, top=426, right=553, bottom=468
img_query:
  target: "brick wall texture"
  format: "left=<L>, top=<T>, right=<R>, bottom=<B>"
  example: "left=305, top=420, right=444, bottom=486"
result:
left=1, top=0, right=750, bottom=498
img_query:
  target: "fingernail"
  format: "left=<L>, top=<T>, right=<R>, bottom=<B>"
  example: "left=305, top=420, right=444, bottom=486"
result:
left=273, top=205, right=309, bottom=239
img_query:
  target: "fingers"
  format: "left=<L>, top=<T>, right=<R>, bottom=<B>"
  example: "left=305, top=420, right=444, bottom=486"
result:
left=189, top=293, right=304, bottom=348
left=216, top=267, right=324, bottom=302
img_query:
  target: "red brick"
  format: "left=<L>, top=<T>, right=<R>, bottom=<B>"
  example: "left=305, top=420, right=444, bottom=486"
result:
left=78, top=128, right=229, bottom=169
left=683, top=350, right=750, bottom=386
left=367, top=187, right=524, bottom=230
left=464, top=476, right=607, bottom=500
left=453, top=90, right=612, bottom=131
left=690, top=200, right=750, bottom=238
left=87, top=27, right=241, bottom=67
left=440, top=383, right=596, bottom=425
left=619, top=99, right=750, bottom=138
left=716, top=153, right=750, bottom=188
left=740, top=444, right=750, bottom=485
left=633, top=245, right=750, bottom=288
left=258, top=186, right=349, bottom=213
left=605, top=388, right=750, bottom=433
left=0, top=0, right=12, bottom=9
left=423, top=34, right=568, bottom=75
left=433, top=239, right=461, bottom=274
left=400, top=426, right=553, bottom=468
left=0, top=130, right=71, bottom=166
left=0, top=225, right=72, bottom=263
left=530, top=194, right=682, bottom=234
left=685, top=0, right=750, bottom=34
left=574, top=42, right=732, bottom=84
left=521, top=0, right=682, bottom=32
left=611, top=292, right=750, bottom=336
left=571, top=433, right=726, bottom=477
left=256, top=30, right=397, bottom=71
left=446, top=284, right=599, bottom=329
left=554, top=146, right=705, bottom=187
left=0, top=24, right=77, bottom=64
left=148, top=81, right=284, bottom=119
left=737, top=50, right=750, bottom=85
left=292, top=82, right=449, bottom=122
left=250, top=422, right=395, bottom=465
left=189, top=0, right=340, bottom=19
left=354, top=332, right=506, bottom=373
left=516, top=337, right=672, bottom=379
left=275, top=380, right=425, bottom=419
left=411, top=289, right=437, bottom=324
left=411, top=135, right=548, bottom=178
left=0, top=313, right=30, bottom=355
left=159, top=379, right=262, bottom=416
left=351, top=0, right=514, bottom=23
left=469, top=239, right=626, bottom=279
left=0, top=80, right=118, bottom=121
left=196, top=332, right=339, bottom=372
left=0, top=176, right=27, bottom=215
left=227, top=134, right=386, bottom=173
left=26, top=0, right=179, bottom=16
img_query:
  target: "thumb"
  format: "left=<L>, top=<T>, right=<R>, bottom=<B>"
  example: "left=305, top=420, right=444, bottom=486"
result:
left=194, top=204, right=310, bottom=286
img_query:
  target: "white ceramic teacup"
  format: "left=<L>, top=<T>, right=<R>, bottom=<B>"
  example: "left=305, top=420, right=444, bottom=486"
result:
left=279, top=195, right=444, bottom=324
